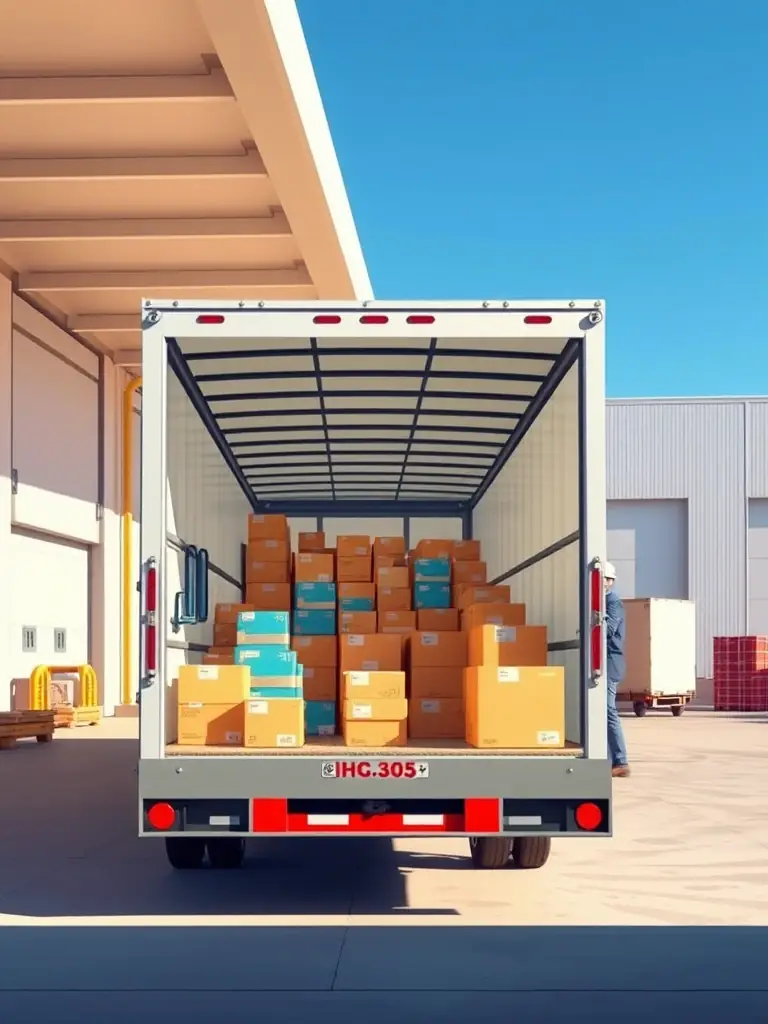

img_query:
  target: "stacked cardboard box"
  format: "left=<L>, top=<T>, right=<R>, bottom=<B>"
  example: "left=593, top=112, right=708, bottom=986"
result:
left=293, top=533, right=337, bottom=736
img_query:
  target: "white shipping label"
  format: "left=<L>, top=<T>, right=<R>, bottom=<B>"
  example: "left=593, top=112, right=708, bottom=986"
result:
left=349, top=672, right=370, bottom=686
left=264, top=585, right=276, bottom=592
left=421, top=633, right=439, bottom=646
left=318, top=725, right=335, bottom=735
left=361, top=660, right=379, bottom=671
left=496, top=626, right=517, bottom=643
left=299, top=555, right=311, bottom=563
left=354, top=547, right=367, bottom=555
left=347, top=635, right=365, bottom=646
left=265, top=539, right=278, bottom=548
left=248, top=701, right=269, bottom=715
left=422, top=700, right=441, bottom=713
left=318, top=573, right=332, bottom=582
left=241, top=611, right=256, bottom=621
left=497, top=667, right=520, bottom=683
left=224, top=732, right=242, bottom=744
left=277, top=734, right=298, bottom=746
left=296, top=638, right=311, bottom=647
left=186, top=702, right=203, bottom=709
left=352, top=704, right=373, bottom=719
left=197, top=666, right=219, bottom=680
left=537, top=730, right=561, bottom=746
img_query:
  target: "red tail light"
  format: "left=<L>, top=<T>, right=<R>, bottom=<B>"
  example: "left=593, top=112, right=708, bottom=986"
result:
left=145, top=560, right=158, bottom=677
left=360, top=315, right=389, bottom=324
left=406, top=315, right=435, bottom=325
left=590, top=561, right=603, bottom=678
left=146, top=802, right=176, bottom=831
left=575, top=802, right=602, bottom=831
left=524, top=315, right=553, bottom=325
left=313, top=315, right=341, bottom=325
left=196, top=315, right=225, bottom=324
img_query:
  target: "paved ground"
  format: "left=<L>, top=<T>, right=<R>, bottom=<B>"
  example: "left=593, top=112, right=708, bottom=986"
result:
left=1, top=711, right=767, bottom=1020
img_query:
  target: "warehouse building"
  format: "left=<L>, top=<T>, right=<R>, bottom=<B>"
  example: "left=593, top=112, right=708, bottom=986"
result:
left=607, top=397, right=768, bottom=695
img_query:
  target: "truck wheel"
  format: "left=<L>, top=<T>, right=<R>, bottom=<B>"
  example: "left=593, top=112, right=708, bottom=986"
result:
left=207, top=837, right=246, bottom=869
left=512, top=836, right=551, bottom=869
left=633, top=701, right=648, bottom=717
left=165, top=837, right=206, bottom=870
left=468, top=836, right=512, bottom=869
left=671, top=704, right=684, bottom=717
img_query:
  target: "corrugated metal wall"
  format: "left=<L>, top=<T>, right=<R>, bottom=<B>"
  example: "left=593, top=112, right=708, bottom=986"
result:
left=607, top=398, right=768, bottom=678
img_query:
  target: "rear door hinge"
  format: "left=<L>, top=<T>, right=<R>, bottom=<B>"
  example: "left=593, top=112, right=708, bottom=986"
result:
left=11, top=468, right=18, bottom=495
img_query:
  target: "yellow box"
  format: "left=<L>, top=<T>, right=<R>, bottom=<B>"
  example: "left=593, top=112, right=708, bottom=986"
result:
left=341, top=671, right=406, bottom=700
left=342, top=720, right=407, bottom=747
left=342, top=697, right=408, bottom=722
left=177, top=664, right=250, bottom=705
left=464, top=666, right=565, bottom=749
left=177, top=702, right=244, bottom=746
left=244, top=698, right=305, bottom=748
left=468, top=624, right=548, bottom=667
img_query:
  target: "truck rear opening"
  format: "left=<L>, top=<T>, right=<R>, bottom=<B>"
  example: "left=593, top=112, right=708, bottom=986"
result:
left=137, top=301, right=610, bottom=868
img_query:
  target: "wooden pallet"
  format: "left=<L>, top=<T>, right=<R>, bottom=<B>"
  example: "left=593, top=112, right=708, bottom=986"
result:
left=0, top=711, right=55, bottom=749
left=54, top=705, right=102, bottom=729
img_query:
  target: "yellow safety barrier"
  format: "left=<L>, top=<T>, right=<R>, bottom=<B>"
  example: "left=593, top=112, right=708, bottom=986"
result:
left=122, top=375, right=142, bottom=707
left=28, top=664, right=99, bottom=711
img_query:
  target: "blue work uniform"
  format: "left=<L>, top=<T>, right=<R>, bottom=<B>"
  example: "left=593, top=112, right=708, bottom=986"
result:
left=605, top=588, right=628, bottom=767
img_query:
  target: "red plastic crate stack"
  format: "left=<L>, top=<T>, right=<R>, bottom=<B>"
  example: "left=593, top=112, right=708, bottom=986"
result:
left=713, top=636, right=768, bottom=711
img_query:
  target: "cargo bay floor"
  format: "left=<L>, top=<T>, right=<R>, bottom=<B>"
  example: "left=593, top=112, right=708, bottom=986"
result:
left=1, top=711, right=767, bottom=1022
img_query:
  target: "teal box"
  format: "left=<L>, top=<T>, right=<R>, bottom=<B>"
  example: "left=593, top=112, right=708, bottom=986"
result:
left=305, top=701, right=336, bottom=737
left=414, top=582, right=451, bottom=609
left=236, top=610, right=290, bottom=646
left=234, top=645, right=298, bottom=677
left=295, top=582, right=336, bottom=610
left=293, top=609, right=336, bottom=635
left=339, top=595, right=374, bottom=612
left=413, top=558, right=451, bottom=582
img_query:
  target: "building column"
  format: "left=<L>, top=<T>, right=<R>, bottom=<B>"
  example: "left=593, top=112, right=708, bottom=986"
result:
left=0, top=276, right=12, bottom=711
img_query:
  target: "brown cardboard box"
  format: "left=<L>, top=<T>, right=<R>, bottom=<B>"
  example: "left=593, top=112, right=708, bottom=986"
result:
left=453, top=561, right=488, bottom=586
left=374, top=536, right=406, bottom=557
left=343, top=697, right=408, bottom=722
left=177, top=702, right=244, bottom=746
left=339, top=633, right=403, bottom=673
left=462, top=603, right=527, bottom=631
left=417, top=608, right=460, bottom=631
left=409, top=631, right=468, bottom=668
left=247, top=537, right=290, bottom=564
left=377, top=586, right=412, bottom=612
left=339, top=610, right=377, bottom=634
left=454, top=584, right=512, bottom=609
left=410, top=666, right=463, bottom=700
left=247, top=514, right=289, bottom=540
left=302, top=665, right=337, bottom=701
left=469, top=624, right=548, bottom=667
left=298, top=531, right=326, bottom=552
left=202, top=650, right=235, bottom=665
left=337, top=535, right=372, bottom=558
left=214, top=603, right=256, bottom=624
left=245, top=560, right=291, bottom=585
left=453, top=539, right=481, bottom=562
left=294, top=553, right=335, bottom=582
left=373, top=555, right=396, bottom=577
left=291, top=634, right=338, bottom=667
left=415, top=539, right=455, bottom=560
left=409, top=697, right=464, bottom=739
left=245, top=582, right=292, bottom=610
left=177, top=664, right=250, bottom=705
left=341, top=671, right=406, bottom=700
left=337, top=556, right=372, bottom=582
left=338, top=582, right=376, bottom=607
left=464, top=666, right=566, bottom=749
left=244, top=698, right=305, bottom=748
left=213, top=622, right=237, bottom=647
left=376, top=565, right=410, bottom=589
left=342, top=720, right=407, bottom=747
left=378, top=610, right=417, bottom=634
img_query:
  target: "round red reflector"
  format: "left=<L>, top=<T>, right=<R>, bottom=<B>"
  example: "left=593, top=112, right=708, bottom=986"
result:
left=524, top=315, right=553, bottom=325
left=195, top=315, right=225, bottom=324
left=147, top=802, right=176, bottom=830
left=574, top=802, right=602, bottom=831
left=313, top=315, right=341, bottom=324
left=360, top=315, right=389, bottom=324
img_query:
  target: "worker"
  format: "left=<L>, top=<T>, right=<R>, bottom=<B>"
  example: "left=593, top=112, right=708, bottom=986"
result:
left=604, top=562, right=630, bottom=777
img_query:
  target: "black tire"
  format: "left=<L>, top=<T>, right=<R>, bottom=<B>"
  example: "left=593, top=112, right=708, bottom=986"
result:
left=633, top=701, right=648, bottom=717
left=207, top=837, right=246, bottom=869
left=468, top=836, right=512, bottom=869
left=671, top=704, right=684, bottom=717
left=165, top=837, right=206, bottom=870
left=512, top=836, right=552, bottom=869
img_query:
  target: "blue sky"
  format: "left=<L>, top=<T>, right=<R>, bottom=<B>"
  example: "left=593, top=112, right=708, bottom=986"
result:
left=298, top=0, right=767, bottom=398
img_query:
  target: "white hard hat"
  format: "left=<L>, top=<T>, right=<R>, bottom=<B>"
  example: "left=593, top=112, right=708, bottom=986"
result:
left=604, top=561, right=616, bottom=580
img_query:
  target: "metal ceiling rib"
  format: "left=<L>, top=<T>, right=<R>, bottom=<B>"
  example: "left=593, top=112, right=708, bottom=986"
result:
left=172, top=333, right=578, bottom=512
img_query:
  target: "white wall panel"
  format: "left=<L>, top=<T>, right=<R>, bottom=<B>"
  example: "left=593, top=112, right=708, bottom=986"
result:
left=408, top=517, right=463, bottom=547
left=323, top=517, right=404, bottom=545
left=747, top=402, right=768, bottom=498
left=607, top=499, right=688, bottom=600
left=748, top=499, right=768, bottom=635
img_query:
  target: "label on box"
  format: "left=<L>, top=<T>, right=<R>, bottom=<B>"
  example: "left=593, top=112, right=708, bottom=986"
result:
left=185, top=702, right=204, bottom=709
left=277, top=734, right=298, bottom=746
left=318, top=725, right=335, bottom=736
left=299, top=555, right=312, bottom=563
left=304, top=667, right=315, bottom=679
left=241, top=611, right=256, bottom=621
left=487, top=617, right=503, bottom=626
left=251, top=561, right=266, bottom=571
left=348, top=672, right=370, bottom=686
left=351, top=704, right=372, bottom=719
left=347, top=635, right=365, bottom=646
left=420, top=633, right=438, bottom=646
left=218, top=604, right=233, bottom=613
left=295, top=637, right=311, bottom=647
left=264, top=585, right=276, bottom=592
left=421, top=700, right=441, bottom=713
left=197, top=667, right=219, bottom=680
left=318, top=573, right=332, bottom=582
left=353, top=546, right=367, bottom=556
left=265, top=540, right=278, bottom=549
left=224, top=732, right=242, bottom=744
left=361, top=660, right=379, bottom=671
left=248, top=701, right=269, bottom=715
left=497, top=668, right=520, bottom=683
left=537, top=730, right=561, bottom=745
left=495, top=626, right=517, bottom=642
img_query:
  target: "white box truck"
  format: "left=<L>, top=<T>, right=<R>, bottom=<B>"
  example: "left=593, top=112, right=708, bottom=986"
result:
left=137, top=299, right=611, bottom=872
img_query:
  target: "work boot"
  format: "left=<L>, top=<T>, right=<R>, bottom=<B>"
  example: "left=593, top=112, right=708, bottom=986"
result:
left=612, top=764, right=631, bottom=778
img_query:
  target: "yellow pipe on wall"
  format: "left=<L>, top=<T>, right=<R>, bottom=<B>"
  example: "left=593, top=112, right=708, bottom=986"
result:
left=122, top=375, right=142, bottom=706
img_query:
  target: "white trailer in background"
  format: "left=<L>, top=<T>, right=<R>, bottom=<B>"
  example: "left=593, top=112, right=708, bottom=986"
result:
left=137, top=299, right=610, bottom=871
left=620, top=598, right=697, bottom=716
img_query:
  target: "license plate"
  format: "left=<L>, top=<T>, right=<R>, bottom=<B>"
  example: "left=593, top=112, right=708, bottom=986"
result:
left=321, top=760, right=429, bottom=780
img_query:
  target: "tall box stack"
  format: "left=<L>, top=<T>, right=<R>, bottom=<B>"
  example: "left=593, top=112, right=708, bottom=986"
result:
left=234, top=611, right=305, bottom=747
left=293, top=547, right=337, bottom=736
left=713, top=636, right=768, bottom=711
left=245, top=515, right=291, bottom=606
left=409, top=630, right=468, bottom=738
left=205, top=603, right=255, bottom=664
left=341, top=669, right=408, bottom=747
left=340, top=632, right=404, bottom=746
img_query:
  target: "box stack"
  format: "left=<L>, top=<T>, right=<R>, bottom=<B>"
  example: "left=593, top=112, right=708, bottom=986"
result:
left=713, top=636, right=768, bottom=711
left=245, top=515, right=291, bottom=608
left=294, top=530, right=337, bottom=736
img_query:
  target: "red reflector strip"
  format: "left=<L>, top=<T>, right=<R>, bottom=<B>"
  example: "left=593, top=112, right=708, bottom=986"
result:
left=252, top=798, right=288, bottom=832
left=313, top=315, right=341, bottom=325
left=195, top=314, right=225, bottom=324
left=590, top=564, right=603, bottom=676
left=145, top=566, right=157, bottom=613
left=406, top=315, right=435, bottom=325
left=359, top=315, right=389, bottom=324
left=464, top=797, right=500, bottom=833
left=286, top=812, right=463, bottom=833
left=145, top=624, right=157, bottom=673
left=523, top=315, right=553, bottom=325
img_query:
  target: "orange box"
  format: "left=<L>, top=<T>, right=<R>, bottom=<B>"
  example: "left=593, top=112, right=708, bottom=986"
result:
left=409, top=697, right=464, bottom=739
left=244, top=582, right=292, bottom=610
left=410, top=665, right=463, bottom=700
left=453, top=561, right=488, bottom=586
left=342, top=720, right=407, bottom=747
left=338, top=582, right=376, bottom=607
left=339, top=633, right=403, bottom=673
left=409, top=631, right=468, bottom=668
left=291, top=634, right=338, bottom=667
left=177, top=702, right=244, bottom=747
left=337, top=535, right=372, bottom=558
left=453, top=539, right=481, bottom=562
left=244, top=697, right=305, bottom=749
left=376, top=565, right=409, bottom=589
left=247, top=537, right=290, bottom=564
left=177, top=664, right=250, bottom=705
left=373, top=555, right=396, bottom=577
left=298, top=531, right=326, bottom=552
left=213, top=622, right=236, bottom=647
left=294, top=552, right=335, bottom=582
left=417, top=608, right=460, bottom=632
left=337, top=555, right=372, bottom=582
left=455, top=585, right=512, bottom=609
left=246, top=560, right=290, bottom=584
left=377, top=586, right=412, bottom=612
left=339, top=610, right=377, bottom=634
left=341, top=670, right=406, bottom=700
left=378, top=610, right=417, bottom=634
left=462, top=603, right=527, bottom=631
left=464, top=666, right=565, bottom=749
left=342, top=697, right=408, bottom=722
left=214, top=603, right=256, bottom=624
left=374, top=536, right=406, bottom=557
left=247, top=514, right=289, bottom=540
left=469, top=624, right=548, bottom=667
left=415, top=539, right=455, bottom=560
left=302, top=665, right=337, bottom=701
left=202, top=650, right=235, bottom=665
